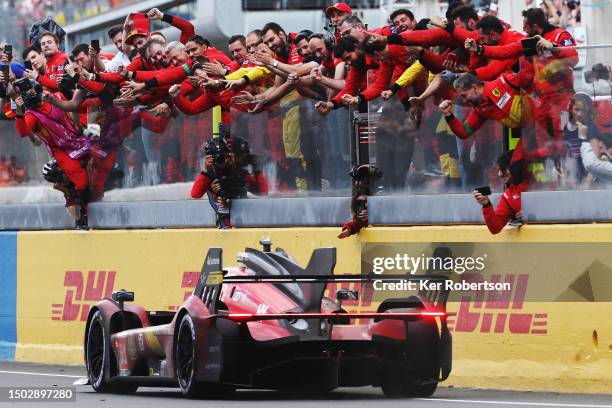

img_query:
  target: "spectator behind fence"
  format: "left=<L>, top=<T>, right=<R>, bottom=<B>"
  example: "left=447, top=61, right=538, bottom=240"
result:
left=473, top=151, right=528, bottom=234
left=563, top=93, right=599, bottom=183
left=579, top=109, right=612, bottom=186
left=8, top=156, right=27, bottom=184
left=0, top=156, right=10, bottom=185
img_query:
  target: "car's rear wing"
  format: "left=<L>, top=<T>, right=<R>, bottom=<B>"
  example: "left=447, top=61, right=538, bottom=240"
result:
left=218, top=274, right=447, bottom=284
left=195, top=247, right=451, bottom=314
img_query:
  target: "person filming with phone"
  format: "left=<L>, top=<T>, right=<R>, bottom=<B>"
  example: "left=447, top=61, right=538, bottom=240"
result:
left=473, top=150, right=528, bottom=234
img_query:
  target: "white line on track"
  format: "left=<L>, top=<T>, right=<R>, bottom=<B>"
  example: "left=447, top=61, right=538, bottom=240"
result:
left=0, top=370, right=83, bottom=379
left=416, top=398, right=612, bottom=408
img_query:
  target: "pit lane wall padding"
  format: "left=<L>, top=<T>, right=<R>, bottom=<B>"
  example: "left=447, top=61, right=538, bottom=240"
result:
left=9, top=226, right=612, bottom=394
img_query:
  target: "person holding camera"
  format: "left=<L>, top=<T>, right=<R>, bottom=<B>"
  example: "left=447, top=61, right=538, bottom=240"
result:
left=191, top=136, right=267, bottom=228
left=1, top=44, right=26, bottom=118
left=11, top=77, right=103, bottom=226
left=337, top=164, right=381, bottom=239
left=338, top=193, right=368, bottom=239
left=473, top=151, right=528, bottom=234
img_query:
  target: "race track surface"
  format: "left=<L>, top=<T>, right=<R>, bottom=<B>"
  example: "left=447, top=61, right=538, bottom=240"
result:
left=1, top=362, right=611, bottom=408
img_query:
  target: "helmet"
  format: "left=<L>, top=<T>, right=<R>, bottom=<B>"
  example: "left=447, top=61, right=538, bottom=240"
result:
left=13, top=77, right=43, bottom=109
left=42, top=159, right=64, bottom=183
left=204, top=137, right=228, bottom=165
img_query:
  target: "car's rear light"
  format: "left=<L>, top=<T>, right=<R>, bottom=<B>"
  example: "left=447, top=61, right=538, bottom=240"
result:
left=224, top=313, right=253, bottom=322
left=420, top=312, right=446, bottom=317
left=221, top=311, right=448, bottom=322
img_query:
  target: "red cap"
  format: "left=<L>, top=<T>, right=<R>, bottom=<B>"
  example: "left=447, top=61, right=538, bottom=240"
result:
left=126, top=13, right=150, bottom=46
left=325, top=2, right=353, bottom=16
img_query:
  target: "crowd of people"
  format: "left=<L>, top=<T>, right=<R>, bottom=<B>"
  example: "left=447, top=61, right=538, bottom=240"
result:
left=0, top=0, right=610, bottom=233
left=0, top=156, right=27, bottom=185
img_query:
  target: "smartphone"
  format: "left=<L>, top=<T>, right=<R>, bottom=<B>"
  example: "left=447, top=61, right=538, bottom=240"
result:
left=24, top=60, right=33, bottom=71
left=355, top=198, right=367, bottom=216
left=521, top=37, right=539, bottom=57
left=90, top=39, right=100, bottom=52
left=475, top=186, right=492, bottom=196
left=4, top=44, right=12, bottom=59
left=1, top=64, right=9, bottom=82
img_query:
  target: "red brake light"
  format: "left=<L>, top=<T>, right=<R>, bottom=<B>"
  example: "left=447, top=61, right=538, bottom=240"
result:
left=420, top=312, right=446, bottom=317
left=225, top=313, right=253, bottom=322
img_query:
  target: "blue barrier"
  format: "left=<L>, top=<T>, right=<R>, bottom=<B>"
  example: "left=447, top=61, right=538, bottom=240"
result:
left=0, top=232, right=17, bottom=360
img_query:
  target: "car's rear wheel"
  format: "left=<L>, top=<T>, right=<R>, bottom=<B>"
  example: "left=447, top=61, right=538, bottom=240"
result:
left=175, top=314, right=235, bottom=398
left=86, top=311, right=138, bottom=394
left=176, top=314, right=201, bottom=397
left=381, top=379, right=438, bottom=398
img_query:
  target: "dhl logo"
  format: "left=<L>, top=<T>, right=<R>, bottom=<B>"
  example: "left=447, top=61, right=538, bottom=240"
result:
left=51, top=271, right=116, bottom=321
left=49, top=271, right=547, bottom=336
left=168, top=272, right=200, bottom=311
left=448, top=273, right=548, bottom=335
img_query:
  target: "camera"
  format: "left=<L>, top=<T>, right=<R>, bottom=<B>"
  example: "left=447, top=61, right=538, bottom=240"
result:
left=204, top=137, right=229, bottom=166
left=349, top=164, right=382, bottom=182
left=218, top=175, right=246, bottom=199
left=13, top=77, right=33, bottom=94
left=354, top=196, right=367, bottom=216
left=584, top=63, right=610, bottom=84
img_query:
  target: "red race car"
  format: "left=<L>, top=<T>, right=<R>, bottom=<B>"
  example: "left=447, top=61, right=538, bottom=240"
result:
left=82, top=240, right=452, bottom=397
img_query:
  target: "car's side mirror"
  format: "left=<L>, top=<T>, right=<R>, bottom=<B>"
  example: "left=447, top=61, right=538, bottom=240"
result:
left=336, top=289, right=358, bottom=302
left=112, top=290, right=134, bottom=303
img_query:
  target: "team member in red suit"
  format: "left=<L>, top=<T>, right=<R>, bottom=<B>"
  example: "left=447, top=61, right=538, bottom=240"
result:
left=474, top=151, right=528, bottom=234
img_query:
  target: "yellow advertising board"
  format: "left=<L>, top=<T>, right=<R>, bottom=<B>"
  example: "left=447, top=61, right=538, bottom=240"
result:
left=14, top=226, right=612, bottom=393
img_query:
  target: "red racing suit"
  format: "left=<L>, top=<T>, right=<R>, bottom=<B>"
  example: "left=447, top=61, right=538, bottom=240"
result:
left=173, top=79, right=232, bottom=123
left=38, top=51, right=69, bottom=92
left=482, top=180, right=528, bottom=234
left=331, top=56, right=379, bottom=107
left=360, top=45, right=427, bottom=102
left=445, top=73, right=529, bottom=140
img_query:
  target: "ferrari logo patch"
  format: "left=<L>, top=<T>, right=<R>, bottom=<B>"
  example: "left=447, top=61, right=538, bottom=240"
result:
left=206, top=272, right=223, bottom=285
left=492, top=88, right=501, bottom=98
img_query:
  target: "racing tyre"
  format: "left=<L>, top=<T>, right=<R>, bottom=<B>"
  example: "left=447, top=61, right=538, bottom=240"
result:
left=86, top=311, right=112, bottom=392
left=86, top=311, right=137, bottom=394
left=381, top=379, right=438, bottom=398
left=176, top=314, right=234, bottom=399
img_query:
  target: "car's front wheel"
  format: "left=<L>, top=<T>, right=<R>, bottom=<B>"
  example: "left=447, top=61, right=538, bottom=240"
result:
left=86, top=311, right=111, bottom=392
left=86, top=310, right=137, bottom=394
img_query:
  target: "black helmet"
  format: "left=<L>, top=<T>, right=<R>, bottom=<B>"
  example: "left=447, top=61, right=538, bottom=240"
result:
left=13, top=77, right=43, bottom=109
left=42, top=159, right=64, bottom=183
left=204, top=137, right=228, bottom=165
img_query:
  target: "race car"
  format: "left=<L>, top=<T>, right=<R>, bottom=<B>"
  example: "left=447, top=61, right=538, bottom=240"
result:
left=82, top=240, right=452, bottom=397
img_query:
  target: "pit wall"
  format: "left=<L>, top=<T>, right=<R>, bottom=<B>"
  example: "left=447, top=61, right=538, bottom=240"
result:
left=0, top=226, right=610, bottom=394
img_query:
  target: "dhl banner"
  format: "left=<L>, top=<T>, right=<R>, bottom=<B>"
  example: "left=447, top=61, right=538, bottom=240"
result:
left=6, top=226, right=612, bottom=394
